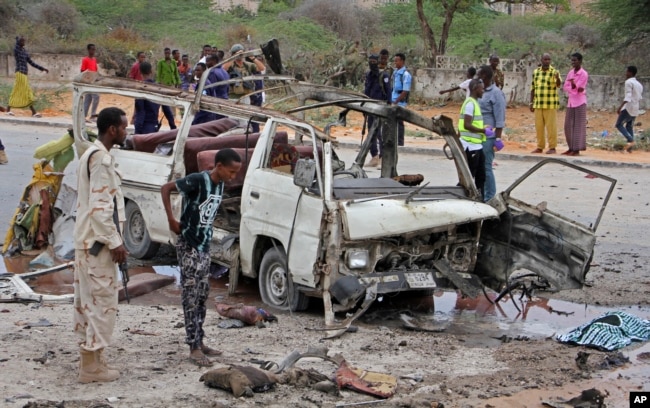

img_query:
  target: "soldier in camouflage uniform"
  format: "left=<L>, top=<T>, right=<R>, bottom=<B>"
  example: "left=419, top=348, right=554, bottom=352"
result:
left=73, top=107, right=129, bottom=383
left=222, top=43, right=266, bottom=102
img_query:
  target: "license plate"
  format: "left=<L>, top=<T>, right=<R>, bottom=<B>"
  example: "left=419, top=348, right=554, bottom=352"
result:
left=405, top=272, right=436, bottom=288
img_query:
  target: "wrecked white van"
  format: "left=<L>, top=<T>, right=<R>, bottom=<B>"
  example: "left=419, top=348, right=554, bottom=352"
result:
left=71, top=72, right=616, bottom=324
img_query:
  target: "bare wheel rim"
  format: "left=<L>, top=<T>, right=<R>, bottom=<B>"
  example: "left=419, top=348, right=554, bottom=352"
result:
left=267, top=262, right=288, bottom=305
left=128, top=209, right=146, bottom=245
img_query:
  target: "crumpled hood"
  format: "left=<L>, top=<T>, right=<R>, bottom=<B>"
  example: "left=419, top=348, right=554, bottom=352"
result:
left=339, top=198, right=499, bottom=240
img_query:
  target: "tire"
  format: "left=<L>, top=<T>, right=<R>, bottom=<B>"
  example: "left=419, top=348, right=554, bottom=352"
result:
left=258, top=246, right=309, bottom=311
left=123, top=200, right=160, bottom=259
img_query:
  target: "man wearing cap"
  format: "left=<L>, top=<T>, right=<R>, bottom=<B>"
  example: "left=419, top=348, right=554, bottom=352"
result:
left=222, top=44, right=266, bottom=103
left=364, top=54, right=392, bottom=168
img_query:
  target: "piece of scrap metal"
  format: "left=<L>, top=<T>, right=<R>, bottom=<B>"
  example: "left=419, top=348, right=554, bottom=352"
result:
left=0, top=262, right=74, bottom=303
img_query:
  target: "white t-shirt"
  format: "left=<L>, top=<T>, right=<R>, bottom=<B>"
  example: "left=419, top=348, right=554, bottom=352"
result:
left=623, top=77, right=644, bottom=117
left=459, top=78, right=471, bottom=99
left=460, top=99, right=483, bottom=151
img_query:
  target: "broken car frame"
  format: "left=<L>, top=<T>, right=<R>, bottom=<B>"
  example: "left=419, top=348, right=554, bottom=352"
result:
left=70, top=64, right=616, bottom=332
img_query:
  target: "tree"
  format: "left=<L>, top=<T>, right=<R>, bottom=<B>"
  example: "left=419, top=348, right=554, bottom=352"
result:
left=416, top=0, right=566, bottom=66
left=589, top=0, right=650, bottom=49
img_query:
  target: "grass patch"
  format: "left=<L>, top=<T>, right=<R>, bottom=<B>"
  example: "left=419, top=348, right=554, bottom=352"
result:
left=590, top=129, right=650, bottom=152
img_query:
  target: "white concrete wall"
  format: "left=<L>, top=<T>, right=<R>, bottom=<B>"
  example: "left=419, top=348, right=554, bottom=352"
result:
left=415, top=68, right=649, bottom=111
left=0, top=53, right=114, bottom=82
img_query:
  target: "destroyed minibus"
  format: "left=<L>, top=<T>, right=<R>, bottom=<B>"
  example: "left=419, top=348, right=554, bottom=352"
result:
left=70, top=68, right=616, bottom=326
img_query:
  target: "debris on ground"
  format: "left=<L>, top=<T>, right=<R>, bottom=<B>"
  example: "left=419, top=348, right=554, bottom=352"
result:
left=400, top=313, right=448, bottom=332
left=20, top=318, right=53, bottom=329
left=542, top=388, right=608, bottom=408
left=3, top=161, right=65, bottom=256
left=215, top=302, right=277, bottom=326
left=335, top=360, right=397, bottom=398
left=597, top=351, right=630, bottom=369
left=28, top=252, right=55, bottom=269
left=126, top=328, right=160, bottom=336
left=217, top=319, right=245, bottom=329
left=32, top=351, right=55, bottom=364
left=270, top=346, right=397, bottom=399
left=199, top=365, right=279, bottom=397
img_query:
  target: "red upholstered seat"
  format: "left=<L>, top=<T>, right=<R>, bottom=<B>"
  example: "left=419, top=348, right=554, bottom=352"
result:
left=129, top=118, right=239, bottom=152
left=293, top=144, right=321, bottom=159
left=185, top=131, right=287, bottom=174
left=196, top=148, right=253, bottom=193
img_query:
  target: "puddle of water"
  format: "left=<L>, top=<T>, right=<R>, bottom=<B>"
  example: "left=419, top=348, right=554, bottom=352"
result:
left=2, top=255, right=74, bottom=295
left=364, top=290, right=650, bottom=346
left=127, top=264, right=262, bottom=307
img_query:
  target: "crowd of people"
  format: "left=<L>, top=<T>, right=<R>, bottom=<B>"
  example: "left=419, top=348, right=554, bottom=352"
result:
left=429, top=53, right=642, bottom=202
left=363, top=50, right=644, bottom=203
left=125, top=43, right=266, bottom=131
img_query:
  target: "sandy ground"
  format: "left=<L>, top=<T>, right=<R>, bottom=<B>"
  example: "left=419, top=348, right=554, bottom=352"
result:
left=1, top=91, right=649, bottom=408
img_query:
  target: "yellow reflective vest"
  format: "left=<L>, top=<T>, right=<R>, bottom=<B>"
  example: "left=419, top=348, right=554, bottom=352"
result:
left=458, top=97, right=485, bottom=144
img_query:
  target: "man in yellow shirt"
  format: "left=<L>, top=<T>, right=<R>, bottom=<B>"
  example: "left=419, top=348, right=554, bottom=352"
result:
left=529, top=53, right=562, bottom=154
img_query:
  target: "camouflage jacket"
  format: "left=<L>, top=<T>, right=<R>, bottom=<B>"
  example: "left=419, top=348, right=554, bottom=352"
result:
left=74, top=140, right=125, bottom=250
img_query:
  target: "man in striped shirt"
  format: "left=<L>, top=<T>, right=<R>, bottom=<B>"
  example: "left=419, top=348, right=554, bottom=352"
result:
left=529, top=53, right=562, bottom=154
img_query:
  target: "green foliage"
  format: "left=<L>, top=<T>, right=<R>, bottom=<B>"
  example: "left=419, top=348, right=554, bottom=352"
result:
left=588, top=0, right=650, bottom=73
left=263, top=17, right=336, bottom=52
left=0, top=0, right=641, bottom=78
left=258, top=0, right=293, bottom=14
left=592, top=130, right=650, bottom=152
left=589, top=0, right=650, bottom=48
left=379, top=3, right=421, bottom=37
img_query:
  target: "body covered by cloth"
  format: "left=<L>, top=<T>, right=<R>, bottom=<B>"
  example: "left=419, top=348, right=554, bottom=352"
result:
left=556, top=311, right=650, bottom=351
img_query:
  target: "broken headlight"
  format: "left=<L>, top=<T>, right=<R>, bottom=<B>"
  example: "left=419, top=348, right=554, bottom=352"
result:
left=346, top=249, right=369, bottom=269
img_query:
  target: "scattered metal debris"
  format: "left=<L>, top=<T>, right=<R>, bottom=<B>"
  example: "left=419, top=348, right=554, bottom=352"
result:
left=21, top=318, right=54, bottom=329
left=32, top=351, right=55, bottom=364
left=126, top=328, right=160, bottom=336
left=0, top=262, right=74, bottom=304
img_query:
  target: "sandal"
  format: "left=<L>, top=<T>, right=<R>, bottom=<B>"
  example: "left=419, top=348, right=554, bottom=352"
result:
left=189, top=353, right=213, bottom=367
left=32, top=113, right=42, bottom=118
left=6, top=111, right=15, bottom=116
left=201, top=345, right=223, bottom=356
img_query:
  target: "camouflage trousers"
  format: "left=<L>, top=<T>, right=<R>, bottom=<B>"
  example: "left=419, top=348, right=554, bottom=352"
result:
left=73, top=248, right=119, bottom=351
left=176, top=238, right=211, bottom=349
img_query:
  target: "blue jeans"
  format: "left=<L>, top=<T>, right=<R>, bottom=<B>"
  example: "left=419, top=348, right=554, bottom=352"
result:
left=615, top=109, right=635, bottom=143
left=482, top=138, right=496, bottom=202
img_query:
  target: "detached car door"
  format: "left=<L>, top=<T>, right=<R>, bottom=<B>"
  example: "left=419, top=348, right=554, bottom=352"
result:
left=476, top=159, right=616, bottom=290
